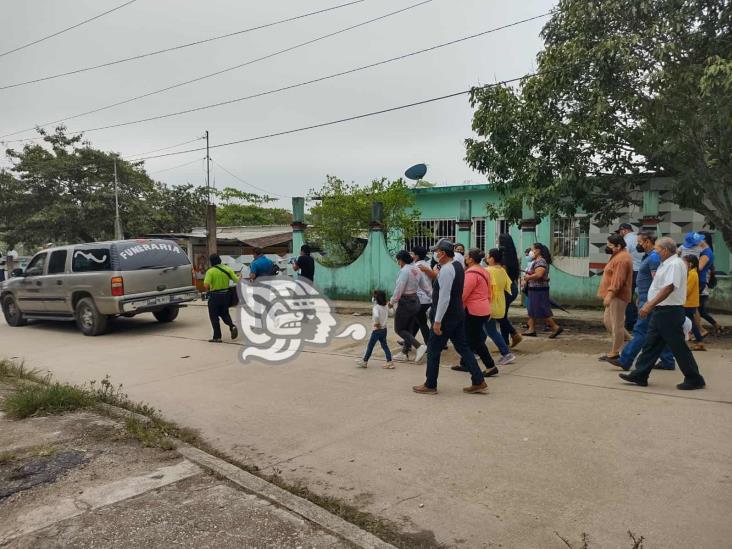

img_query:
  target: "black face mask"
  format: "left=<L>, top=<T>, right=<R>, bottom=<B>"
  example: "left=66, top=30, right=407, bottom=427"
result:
left=605, top=246, right=613, bottom=255
left=636, top=244, right=645, bottom=254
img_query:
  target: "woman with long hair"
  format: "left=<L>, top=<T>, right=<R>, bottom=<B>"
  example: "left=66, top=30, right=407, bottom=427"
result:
left=522, top=243, right=563, bottom=338
left=498, top=233, right=522, bottom=348
left=597, top=234, right=633, bottom=361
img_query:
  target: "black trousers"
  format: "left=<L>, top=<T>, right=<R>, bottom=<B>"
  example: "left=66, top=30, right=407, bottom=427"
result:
left=633, top=306, right=705, bottom=384
left=425, top=315, right=484, bottom=388
left=208, top=291, right=234, bottom=339
left=462, top=312, right=495, bottom=369
left=410, top=303, right=431, bottom=345
left=395, top=295, right=421, bottom=352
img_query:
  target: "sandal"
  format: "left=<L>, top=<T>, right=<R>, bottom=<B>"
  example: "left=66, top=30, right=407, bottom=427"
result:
left=521, top=331, right=537, bottom=337
left=548, top=327, right=564, bottom=339
left=598, top=354, right=620, bottom=362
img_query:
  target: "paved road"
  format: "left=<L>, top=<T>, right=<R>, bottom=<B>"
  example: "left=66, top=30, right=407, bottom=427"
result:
left=2, top=307, right=731, bottom=548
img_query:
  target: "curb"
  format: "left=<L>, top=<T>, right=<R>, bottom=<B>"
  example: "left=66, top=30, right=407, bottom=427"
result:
left=95, top=402, right=396, bottom=548
left=177, top=444, right=396, bottom=549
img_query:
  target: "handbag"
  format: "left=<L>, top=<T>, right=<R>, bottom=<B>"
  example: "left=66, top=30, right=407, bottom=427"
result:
left=214, top=265, right=239, bottom=307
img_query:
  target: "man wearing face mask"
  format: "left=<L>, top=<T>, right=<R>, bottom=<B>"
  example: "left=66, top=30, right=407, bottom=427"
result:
left=413, top=239, right=487, bottom=395
left=618, top=223, right=644, bottom=331
left=612, top=232, right=675, bottom=370
left=619, top=237, right=705, bottom=389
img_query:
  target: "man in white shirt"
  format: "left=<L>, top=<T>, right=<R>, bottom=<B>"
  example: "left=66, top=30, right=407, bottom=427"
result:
left=619, top=237, right=706, bottom=390
left=618, top=223, right=644, bottom=331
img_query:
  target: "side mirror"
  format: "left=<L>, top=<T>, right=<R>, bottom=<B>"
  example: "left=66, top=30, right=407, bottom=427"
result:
left=10, top=268, right=24, bottom=278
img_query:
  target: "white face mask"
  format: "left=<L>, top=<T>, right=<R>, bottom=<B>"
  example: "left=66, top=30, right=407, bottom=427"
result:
left=371, top=297, right=376, bottom=304
left=528, top=250, right=536, bottom=260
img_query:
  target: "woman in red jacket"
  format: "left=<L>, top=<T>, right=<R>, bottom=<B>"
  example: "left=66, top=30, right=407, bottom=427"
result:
left=452, top=248, right=498, bottom=377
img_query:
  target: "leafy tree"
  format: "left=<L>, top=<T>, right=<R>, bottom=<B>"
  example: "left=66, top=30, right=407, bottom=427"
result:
left=307, top=176, right=420, bottom=265
left=465, top=0, right=732, bottom=249
left=214, top=187, right=292, bottom=226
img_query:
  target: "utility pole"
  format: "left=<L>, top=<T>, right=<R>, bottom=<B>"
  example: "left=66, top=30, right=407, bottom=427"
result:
left=205, top=130, right=217, bottom=258
left=113, top=157, right=124, bottom=240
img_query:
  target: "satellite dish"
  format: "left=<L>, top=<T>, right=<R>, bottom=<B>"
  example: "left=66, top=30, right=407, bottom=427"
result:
left=404, top=163, right=427, bottom=181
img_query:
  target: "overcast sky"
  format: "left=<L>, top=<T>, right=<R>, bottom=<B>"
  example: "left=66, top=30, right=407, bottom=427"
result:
left=0, top=0, right=556, bottom=209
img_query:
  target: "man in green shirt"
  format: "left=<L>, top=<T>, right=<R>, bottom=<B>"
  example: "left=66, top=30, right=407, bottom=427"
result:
left=203, top=254, right=239, bottom=343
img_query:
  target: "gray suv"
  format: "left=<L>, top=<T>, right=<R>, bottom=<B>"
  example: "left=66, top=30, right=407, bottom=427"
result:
left=1, top=239, right=198, bottom=336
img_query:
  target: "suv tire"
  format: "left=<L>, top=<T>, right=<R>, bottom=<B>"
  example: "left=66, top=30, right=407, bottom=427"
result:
left=2, top=294, right=28, bottom=327
left=153, top=306, right=179, bottom=323
left=75, top=297, right=108, bottom=336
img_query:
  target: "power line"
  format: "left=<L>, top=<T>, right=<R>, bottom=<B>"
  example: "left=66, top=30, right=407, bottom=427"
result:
left=136, top=75, right=531, bottom=161
left=0, top=0, right=139, bottom=59
left=211, top=158, right=291, bottom=199
left=126, top=136, right=205, bottom=158
left=0, top=0, right=366, bottom=90
left=50, top=12, right=554, bottom=137
left=145, top=157, right=206, bottom=175
left=0, top=0, right=433, bottom=141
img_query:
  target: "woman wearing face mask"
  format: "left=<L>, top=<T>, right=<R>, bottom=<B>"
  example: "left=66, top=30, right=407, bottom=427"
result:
left=390, top=250, right=432, bottom=363
left=522, top=243, right=562, bottom=338
left=597, top=234, right=634, bottom=361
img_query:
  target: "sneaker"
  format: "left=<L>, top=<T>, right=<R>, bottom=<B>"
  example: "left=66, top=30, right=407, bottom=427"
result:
left=230, top=325, right=238, bottom=340
left=510, top=333, right=523, bottom=348
left=355, top=359, right=367, bottom=368
left=383, top=361, right=395, bottom=369
left=498, top=353, right=516, bottom=366
left=412, top=384, right=437, bottom=395
left=463, top=381, right=488, bottom=394
left=394, top=352, right=410, bottom=362
left=414, top=345, right=427, bottom=363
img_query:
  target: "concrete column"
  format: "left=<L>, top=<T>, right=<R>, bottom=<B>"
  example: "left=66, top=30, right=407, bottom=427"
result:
left=641, top=189, right=661, bottom=232
left=457, top=199, right=472, bottom=248
left=291, top=197, right=306, bottom=253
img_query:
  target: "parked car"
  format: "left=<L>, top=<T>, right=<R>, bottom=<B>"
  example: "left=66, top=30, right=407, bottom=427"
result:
left=1, top=239, right=198, bottom=336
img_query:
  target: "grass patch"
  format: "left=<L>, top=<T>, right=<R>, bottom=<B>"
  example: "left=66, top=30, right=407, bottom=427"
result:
left=3, top=382, right=93, bottom=419
left=124, top=417, right=176, bottom=451
left=1, top=358, right=441, bottom=548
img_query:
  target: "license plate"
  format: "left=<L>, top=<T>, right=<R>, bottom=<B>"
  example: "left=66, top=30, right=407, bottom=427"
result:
left=155, top=295, right=170, bottom=305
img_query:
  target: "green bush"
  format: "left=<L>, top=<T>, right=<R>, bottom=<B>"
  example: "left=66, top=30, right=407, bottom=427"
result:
left=3, top=383, right=93, bottom=419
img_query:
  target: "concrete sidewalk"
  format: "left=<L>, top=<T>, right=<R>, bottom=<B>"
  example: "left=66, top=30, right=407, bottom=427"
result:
left=2, top=307, right=732, bottom=548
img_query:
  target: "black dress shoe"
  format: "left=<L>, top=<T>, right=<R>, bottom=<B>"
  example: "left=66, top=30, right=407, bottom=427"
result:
left=483, top=366, right=499, bottom=377
left=677, top=380, right=706, bottom=390
left=619, top=373, right=648, bottom=387
left=653, top=362, right=675, bottom=370
left=451, top=365, right=468, bottom=372
left=606, top=356, right=629, bottom=370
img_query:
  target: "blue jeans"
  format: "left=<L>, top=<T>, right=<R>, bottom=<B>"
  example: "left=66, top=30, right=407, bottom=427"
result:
left=619, top=301, right=674, bottom=370
left=483, top=318, right=510, bottom=356
left=685, top=308, right=703, bottom=342
left=499, top=281, right=519, bottom=343
left=363, top=328, right=392, bottom=362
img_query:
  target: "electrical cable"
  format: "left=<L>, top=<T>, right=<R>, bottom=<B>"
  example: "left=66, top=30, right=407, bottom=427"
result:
left=126, top=136, right=205, bottom=158
left=48, top=12, right=553, bottom=137
left=0, top=0, right=139, bottom=59
left=211, top=158, right=291, bottom=198
left=0, top=0, right=366, bottom=90
left=135, top=75, right=531, bottom=162
left=145, top=156, right=205, bottom=175
left=0, top=0, right=433, bottom=140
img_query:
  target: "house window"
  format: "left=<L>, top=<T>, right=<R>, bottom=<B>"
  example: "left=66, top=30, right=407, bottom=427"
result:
left=552, top=217, right=590, bottom=258
left=472, top=218, right=486, bottom=251
left=407, top=219, right=456, bottom=249
left=496, top=219, right=511, bottom=243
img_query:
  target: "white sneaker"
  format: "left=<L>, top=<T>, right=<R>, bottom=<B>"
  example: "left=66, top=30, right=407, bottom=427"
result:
left=498, top=353, right=516, bottom=366
left=355, top=359, right=367, bottom=368
left=393, top=352, right=409, bottom=362
left=414, top=345, right=428, bottom=363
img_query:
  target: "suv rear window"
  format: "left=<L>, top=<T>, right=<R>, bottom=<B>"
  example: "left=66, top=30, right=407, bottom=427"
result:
left=73, top=249, right=111, bottom=272
left=112, top=240, right=190, bottom=270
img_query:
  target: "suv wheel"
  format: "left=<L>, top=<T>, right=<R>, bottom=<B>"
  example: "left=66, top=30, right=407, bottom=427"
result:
left=153, top=306, right=179, bottom=323
left=2, top=294, right=28, bottom=327
left=75, top=297, right=108, bottom=336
